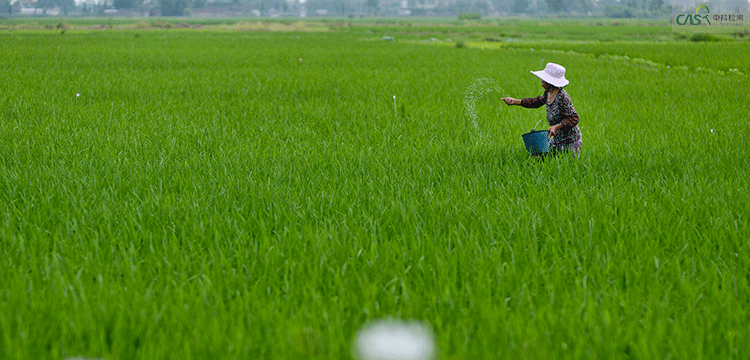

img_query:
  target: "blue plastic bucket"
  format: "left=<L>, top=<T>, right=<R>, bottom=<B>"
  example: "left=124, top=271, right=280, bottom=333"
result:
left=521, top=130, right=550, bottom=155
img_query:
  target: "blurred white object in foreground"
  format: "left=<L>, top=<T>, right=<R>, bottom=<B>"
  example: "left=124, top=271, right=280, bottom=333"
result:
left=354, top=319, right=436, bottom=360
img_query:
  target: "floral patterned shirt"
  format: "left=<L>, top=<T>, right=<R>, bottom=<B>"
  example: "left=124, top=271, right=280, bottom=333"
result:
left=521, top=89, right=582, bottom=153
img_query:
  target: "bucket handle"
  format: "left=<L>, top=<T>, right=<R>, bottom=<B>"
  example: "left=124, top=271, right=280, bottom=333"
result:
left=532, top=119, right=544, bottom=131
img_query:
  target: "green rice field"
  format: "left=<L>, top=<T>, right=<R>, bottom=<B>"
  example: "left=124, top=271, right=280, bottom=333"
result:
left=1, top=18, right=749, bottom=359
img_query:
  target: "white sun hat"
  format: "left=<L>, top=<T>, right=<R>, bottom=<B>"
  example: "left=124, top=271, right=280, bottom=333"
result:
left=531, top=62, right=569, bottom=88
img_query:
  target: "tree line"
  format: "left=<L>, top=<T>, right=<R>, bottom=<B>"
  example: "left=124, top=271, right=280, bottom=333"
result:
left=0, top=0, right=671, bottom=17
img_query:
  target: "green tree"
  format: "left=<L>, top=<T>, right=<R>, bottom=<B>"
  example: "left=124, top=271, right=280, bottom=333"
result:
left=512, top=0, right=528, bottom=13
left=573, top=0, right=592, bottom=13
left=604, top=4, right=634, bottom=17
left=335, top=0, right=345, bottom=15
left=544, top=0, right=564, bottom=13
left=648, top=0, right=662, bottom=11
left=37, top=0, right=55, bottom=14
left=56, top=0, right=74, bottom=15
left=160, top=0, right=187, bottom=15
left=114, top=0, right=135, bottom=9
left=0, top=0, right=12, bottom=14
left=365, top=0, right=377, bottom=14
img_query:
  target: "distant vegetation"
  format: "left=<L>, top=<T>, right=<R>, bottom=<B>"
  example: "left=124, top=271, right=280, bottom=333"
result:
left=0, top=0, right=680, bottom=18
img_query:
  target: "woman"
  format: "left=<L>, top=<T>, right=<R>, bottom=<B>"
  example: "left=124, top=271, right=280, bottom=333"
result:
left=502, top=63, right=582, bottom=155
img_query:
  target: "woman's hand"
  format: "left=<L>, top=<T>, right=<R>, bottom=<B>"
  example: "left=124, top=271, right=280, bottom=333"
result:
left=548, top=124, right=562, bottom=138
left=502, top=97, right=519, bottom=106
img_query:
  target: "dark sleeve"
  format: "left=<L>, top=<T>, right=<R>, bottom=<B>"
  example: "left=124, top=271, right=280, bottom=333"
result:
left=520, top=94, right=546, bottom=109
left=560, top=113, right=579, bottom=129
left=558, top=91, right=579, bottom=129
